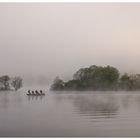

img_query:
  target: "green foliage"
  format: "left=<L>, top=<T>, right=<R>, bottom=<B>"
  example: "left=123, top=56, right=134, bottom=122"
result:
left=51, top=65, right=140, bottom=91
left=131, top=74, right=140, bottom=89
left=119, top=73, right=131, bottom=90
left=51, top=76, right=65, bottom=90
left=72, top=65, right=119, bottom=90
left=119, top=74, right=140, bottom=90
left=64, top=80, right=83, bottom=90
left=51, top=65, right=120, bottom=90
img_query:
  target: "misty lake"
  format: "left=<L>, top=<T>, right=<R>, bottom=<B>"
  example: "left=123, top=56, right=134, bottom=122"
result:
left=1, top=87, right=140, bottom=137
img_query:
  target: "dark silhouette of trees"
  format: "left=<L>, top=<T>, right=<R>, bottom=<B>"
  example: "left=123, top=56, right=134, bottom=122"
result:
left=51, top=65, right=140, bottom=91
left=11, top=77, right=23, bottom=91
left=119, top=73, right=140, bottom=90
left=119, top=73, right=132, bottom=90
left=0, top=75, right=10, bottom=90
left=0, top=75, right=23, bottom=91
left=50, top=76, right=65, bottom=90
left=51, top=65, right=120, bottom=90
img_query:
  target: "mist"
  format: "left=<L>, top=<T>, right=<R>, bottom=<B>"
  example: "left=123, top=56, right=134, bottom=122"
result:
left=0, top=3, right=140, bottom=84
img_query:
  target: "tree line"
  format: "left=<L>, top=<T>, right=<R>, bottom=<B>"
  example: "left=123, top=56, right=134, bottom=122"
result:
left=0, top=75, right=22, bottom=91
left=51, top=65, right=140, bottom=91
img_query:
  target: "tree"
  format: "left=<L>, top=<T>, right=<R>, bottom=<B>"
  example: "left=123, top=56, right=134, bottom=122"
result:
left=50, top=65, right=140, bottom=91
left=73, top=68, right=85, bottom=80
left=101, top=66, right=120, bottom=85
left=73, top=65, right=120, bottom=90
left=0, top=75, right=10, bottom=90
left=129, top=74, right=140, bottom=89
left=11, top=77, right=23, bottom=91
left=119, top=73, right=134, bottom=90
left=51, top=76, right=65, bottom=90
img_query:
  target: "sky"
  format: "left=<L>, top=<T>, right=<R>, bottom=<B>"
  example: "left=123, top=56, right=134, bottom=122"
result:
left=0, top=3, right=140, bottom=83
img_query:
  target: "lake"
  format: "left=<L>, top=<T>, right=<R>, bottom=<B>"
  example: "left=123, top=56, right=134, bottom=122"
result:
left=0, top=87, right=140, bottom=137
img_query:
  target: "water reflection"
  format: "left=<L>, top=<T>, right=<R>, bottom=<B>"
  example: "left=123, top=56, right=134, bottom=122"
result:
left=0, top=92, right=9, bottom=109
left=72, top=95, right=119, bottom=119
left=53, top=92, right=140, bottom=122
left=2, top=90, right=140, bottom=136
left=27, top=95, right=45, bottom=101
left=121, top=95, right=132, bottom=110
left=0, top=91, right=23, bottom=109
left=54, top=93, right=120, bottom=119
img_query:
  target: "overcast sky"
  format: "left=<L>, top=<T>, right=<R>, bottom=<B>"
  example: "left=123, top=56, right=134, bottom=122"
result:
left=0, top=3, right=140, bottom=81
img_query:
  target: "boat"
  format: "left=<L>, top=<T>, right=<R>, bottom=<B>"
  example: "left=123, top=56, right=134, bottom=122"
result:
left=26, top=90, right=45, bottom=96
left=26, top=94, right=45, bottom=96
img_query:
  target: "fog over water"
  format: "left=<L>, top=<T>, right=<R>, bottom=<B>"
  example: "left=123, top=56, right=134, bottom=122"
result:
left=0, top=3, right=140, bottom=84
left=1, top=3, right=140, bottom=137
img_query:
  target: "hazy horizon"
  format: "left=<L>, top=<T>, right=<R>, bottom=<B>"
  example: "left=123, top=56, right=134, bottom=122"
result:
left=0, top=3, right=140, bottom=83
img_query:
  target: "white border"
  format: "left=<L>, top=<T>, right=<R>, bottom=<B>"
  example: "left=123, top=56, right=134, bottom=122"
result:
left=1, top=0, right=140, bottom=2
left=0, top=1, right=138, bottom=140
left=0, top=138, right=137, bottom=139
left=0, top=137, right=137, bottom=139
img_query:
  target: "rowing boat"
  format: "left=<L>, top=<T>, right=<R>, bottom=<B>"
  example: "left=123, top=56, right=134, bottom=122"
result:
left=26, top=93, right=45, bottom=96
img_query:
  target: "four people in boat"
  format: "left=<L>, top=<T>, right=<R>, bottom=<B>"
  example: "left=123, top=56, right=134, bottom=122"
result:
left=27, top=90, right=45, bottom=95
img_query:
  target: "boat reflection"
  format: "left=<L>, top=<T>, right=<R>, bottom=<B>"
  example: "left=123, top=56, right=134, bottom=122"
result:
left=27, top=95, right=44, bottom=101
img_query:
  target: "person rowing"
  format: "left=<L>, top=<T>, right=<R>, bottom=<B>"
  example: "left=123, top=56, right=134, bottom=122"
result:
left=32, top=91, right=35, bottom=95
left=40, top=90, right=43, bottom=94
left=28, top=90, right=30, bottom=94
left=27, top=90, right=31, bottom=95
left=40, top=90, right=45, bottom=95
left=35, top=90, right=40, bottom=95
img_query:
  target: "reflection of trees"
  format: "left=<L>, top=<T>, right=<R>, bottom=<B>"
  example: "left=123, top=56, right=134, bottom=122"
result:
left=54, top=92, right=140, bottom=119
left=133, top=94, right=140, bottom=110
left=72, top=95, right=119, bottom=118
left=121, top=95, right=132, bottom=110
left=121, top=93, right=140, bottom=111
left=0, top=92, right=9, bottom=109
left=0, top=91, right=23, bottom=109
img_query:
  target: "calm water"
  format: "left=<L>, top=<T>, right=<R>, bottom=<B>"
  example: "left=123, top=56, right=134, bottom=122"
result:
left=1, top=87, right=140, bottom=137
